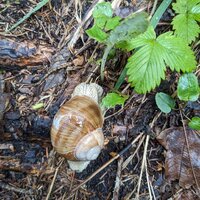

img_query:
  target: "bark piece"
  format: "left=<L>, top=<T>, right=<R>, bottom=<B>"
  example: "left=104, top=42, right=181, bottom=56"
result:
left=0, top=39, right=54, bottom=67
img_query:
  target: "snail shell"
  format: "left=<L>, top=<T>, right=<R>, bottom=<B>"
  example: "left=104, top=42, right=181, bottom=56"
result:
left=51, top=83, right=104, bottom=168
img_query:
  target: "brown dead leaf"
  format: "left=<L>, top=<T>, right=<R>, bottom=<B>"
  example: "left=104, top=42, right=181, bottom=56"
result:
left=157, top=127, right=200, bottom=189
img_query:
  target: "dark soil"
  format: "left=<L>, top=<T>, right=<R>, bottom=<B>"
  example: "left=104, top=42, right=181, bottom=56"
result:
left=0, top=1, right=199, bottom=200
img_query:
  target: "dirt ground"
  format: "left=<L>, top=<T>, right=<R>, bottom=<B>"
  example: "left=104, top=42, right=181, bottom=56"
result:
left=0, top=0, right=199, bottom=200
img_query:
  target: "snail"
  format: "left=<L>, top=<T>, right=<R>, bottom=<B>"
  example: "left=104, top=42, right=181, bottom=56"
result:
left=50, top=83, right=104, bottom=172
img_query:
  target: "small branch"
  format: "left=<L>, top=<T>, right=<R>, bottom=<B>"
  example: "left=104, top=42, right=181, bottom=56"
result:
left=0, top=181, right=33, bottom=194
left=45, top=158, right=64, bottom=200
left=135, top=135, right=150, bottom=199
left=112, top=157, right=123, bottom=200
left=0, top=158, right=53, bottom=174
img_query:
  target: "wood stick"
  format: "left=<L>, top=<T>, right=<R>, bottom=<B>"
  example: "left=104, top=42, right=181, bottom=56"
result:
left=0, top=158, right=53, bottom=174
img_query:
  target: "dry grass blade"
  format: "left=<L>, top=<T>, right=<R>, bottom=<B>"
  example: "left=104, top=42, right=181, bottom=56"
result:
left=135, top=135, right=150, bottom=199
left=6, top=0, right=49, bottom=32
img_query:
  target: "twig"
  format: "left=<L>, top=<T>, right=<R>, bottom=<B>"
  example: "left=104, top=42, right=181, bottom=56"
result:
left=150, top=0, right=158, bottom=17
left=134, top=112, right=161, bottom=199
left=145, top=157, right=153, bottom=200
left=112, top=157, right=123, bottom=200
left=32, top=62, right=72, bottom=86
left=45, top=159, right=64, bottom=200
left=0, top=181, right=33, bottom=194
left=122, top=135, right=145, bottom=170
left=135, top=135, right=150, bottom=199
left=71, top=133, right=143, bottom=193
left=0, top=143, right=14, bottom=151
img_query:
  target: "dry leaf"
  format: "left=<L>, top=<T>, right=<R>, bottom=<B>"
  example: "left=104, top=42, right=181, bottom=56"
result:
left=72, top=55, right=84, bottom=66
left=157, top=127, right=200, bottom=189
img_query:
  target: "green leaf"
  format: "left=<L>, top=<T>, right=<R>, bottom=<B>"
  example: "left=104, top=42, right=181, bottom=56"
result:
left=32, top=103, right=44, bottom=110
left=93, top=2, right=113, bottom=19
left=107, top=12, right=149, bottom=46
left=126, top=26, right=197, bottom=93
left=177, top=73, right=199, bottom=101
left=150, top=0, right=173, bottom=28
left=93, top=2, right=113, bottom=29
left=86, top=25, right=108, bottom=42
left=105, top=16, right=121, bottom=31
left=94, top=16, right=108, bottom=29
left=157, top=32, right=196, bottom=72
left=155, top=92, right=175, bottom=113
left=102, top=93, right=128, bottom=108
left=172, top=0, right=200, bottom=44
left=189, top=116, right=200, bottom=130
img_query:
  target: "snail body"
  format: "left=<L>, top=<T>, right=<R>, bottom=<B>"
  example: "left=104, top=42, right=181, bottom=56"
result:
left=50, top=83, right=104, bottom=171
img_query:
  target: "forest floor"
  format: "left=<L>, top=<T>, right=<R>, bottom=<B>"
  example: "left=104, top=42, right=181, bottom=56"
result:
left=0, top=0, right=199, bottom=200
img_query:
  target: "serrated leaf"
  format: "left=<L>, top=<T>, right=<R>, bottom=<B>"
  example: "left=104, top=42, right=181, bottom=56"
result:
left=86, top=25, right=108, bottom=42
left=172, top=0, right=200, bottom=44
left=189, top=117, right=200, bottom=130
left=155, top=92, right=175, bottom=113
left=126, top=26, right=197, bottom=94
left=177, top=73, right=199, bottom=101
left=102, top=93, right=128, bottom=108
left=157, top=32, right=196, bottom=72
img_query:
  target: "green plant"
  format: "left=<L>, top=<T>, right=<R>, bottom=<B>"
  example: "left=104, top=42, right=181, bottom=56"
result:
left=189, top=117, right=200, bottom=130
left=172, top=0, right=200, bottom=44
left=125, top=27, right=196, bottom=93
left=101, top=92, right=128, bottom=108
left=177, top=73, right=199, bottom=101
left=155, top=72, right=199, bottom=114
left=155, top=92, right=175, bottom=113
left=86, top=2, right=149, bottom=81
left=87, top=1, right=199, bottom=110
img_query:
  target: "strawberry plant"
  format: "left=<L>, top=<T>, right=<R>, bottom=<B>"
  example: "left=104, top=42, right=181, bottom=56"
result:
left=86, top=1, right=199, bottom=116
